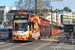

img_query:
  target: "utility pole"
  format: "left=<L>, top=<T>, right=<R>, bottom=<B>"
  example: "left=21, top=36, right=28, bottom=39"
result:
left=35, top=0, right=37, bottom=15
left=51, top=6, right=52, bottom=36
left=48, top=6, right=52, bottom=38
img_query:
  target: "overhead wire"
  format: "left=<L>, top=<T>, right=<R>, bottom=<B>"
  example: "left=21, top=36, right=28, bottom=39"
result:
left=55, top=0, right=65, bottom=10
left=57, top=1, right=62, bottom=10
left=61, top=0, right=64, bottom=8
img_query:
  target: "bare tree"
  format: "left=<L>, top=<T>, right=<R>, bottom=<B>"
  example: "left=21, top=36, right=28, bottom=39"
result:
left=14, top=0, right=50, bottom=13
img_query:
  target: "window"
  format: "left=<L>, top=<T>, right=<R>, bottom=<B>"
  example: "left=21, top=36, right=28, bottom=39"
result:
left=0, top=16, right=2, bottom=24
left=48, top=18, right=50, bottom=19
left=14, top=23, right=27, bottom=31
left=15, top=15, right=19, bottom=18
left=28, top=22, right=31, bottom=31
left=47, top=14, right=50, bottom=16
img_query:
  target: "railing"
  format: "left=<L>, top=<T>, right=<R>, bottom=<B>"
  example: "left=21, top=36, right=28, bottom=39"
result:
left=0, top=32, right=12, bottom=40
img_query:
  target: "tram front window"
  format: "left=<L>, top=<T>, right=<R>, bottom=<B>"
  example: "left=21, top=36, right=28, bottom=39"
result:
left=14, top=23, right=27, bottom=31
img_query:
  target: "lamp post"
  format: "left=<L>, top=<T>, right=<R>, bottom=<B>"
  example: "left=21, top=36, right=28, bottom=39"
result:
left=48, top=6, right=52, bottom=38
left=35, top=0, right=37, bottom=15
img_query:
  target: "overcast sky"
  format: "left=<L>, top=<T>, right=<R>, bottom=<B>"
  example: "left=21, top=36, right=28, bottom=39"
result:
left=0, top=0, right=75, bottom=12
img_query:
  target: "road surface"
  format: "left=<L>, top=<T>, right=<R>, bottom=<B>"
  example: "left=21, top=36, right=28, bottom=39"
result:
left=0, top=32, right=75, bottom=50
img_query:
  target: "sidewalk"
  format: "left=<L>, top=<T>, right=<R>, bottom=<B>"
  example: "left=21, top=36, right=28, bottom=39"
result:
left=64, top=34, right=75, bottom=45
left=41, top=33, right=66, bottom=42
left=41, top=33, right=75, bottom=45
left=41, top=38, right=58, bottom=42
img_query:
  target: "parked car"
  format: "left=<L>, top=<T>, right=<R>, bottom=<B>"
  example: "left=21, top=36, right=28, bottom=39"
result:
left=0, top=28, right=12, bottom=39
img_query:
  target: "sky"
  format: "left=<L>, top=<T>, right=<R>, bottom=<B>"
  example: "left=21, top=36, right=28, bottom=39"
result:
left=0, top=0, right=75, bottom=12
left=50, top=0, right=75, bottom=12
left=0, top=0, right=18, bottom=6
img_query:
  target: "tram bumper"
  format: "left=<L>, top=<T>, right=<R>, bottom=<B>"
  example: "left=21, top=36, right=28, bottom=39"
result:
left=12, top=35, right=29, bottom=41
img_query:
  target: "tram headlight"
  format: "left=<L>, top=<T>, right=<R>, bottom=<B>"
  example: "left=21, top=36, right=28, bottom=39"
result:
left=24, top=31, right=29, bottom=35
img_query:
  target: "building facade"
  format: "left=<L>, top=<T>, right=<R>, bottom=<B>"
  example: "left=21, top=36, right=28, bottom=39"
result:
left=0, top=6, right=16, bottom=28
left=44, top=12, right=56, bottom=22
left=0, top=6, right=10, bottom=28
left=61, top=15, right=73, bottom=24
left=72, top=12, right=75, bottom=23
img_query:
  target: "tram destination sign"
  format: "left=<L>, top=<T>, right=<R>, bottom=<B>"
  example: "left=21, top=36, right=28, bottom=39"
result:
left=15, top=15, right=28, bottom=18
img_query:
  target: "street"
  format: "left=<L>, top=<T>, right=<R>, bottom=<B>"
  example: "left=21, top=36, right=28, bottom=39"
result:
left=0, top=33, right=75, bottom=50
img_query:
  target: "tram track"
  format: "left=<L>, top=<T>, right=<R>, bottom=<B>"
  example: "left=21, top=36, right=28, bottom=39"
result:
left=54, top=32, right=70, bottom=50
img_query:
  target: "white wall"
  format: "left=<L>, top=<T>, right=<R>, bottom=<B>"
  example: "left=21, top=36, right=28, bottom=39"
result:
left=45, top=12, right=56, bottom=22
left=0, top=6, right=16, bottom=27
left=12, top=7, right=16, bottom=10
left=45, top=12, right=51, bottom=21
left=4, top=6, right=10, bottom=22
left=57, top=14, right=61, bottom=24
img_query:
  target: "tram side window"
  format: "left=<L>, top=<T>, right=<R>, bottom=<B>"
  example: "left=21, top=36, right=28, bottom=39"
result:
left=15, top=23, right=18, bottom=30
left=32, top=22, right=34, bottom=30
left=28, top=22, right=31, bottom=31
left=28, top=22, right=34, bottom=31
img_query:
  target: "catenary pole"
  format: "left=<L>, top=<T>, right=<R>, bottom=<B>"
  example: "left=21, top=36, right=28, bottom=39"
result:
left=48, top=6, right=52, bottom=38
left=35, top=0, right=37, bottom=15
